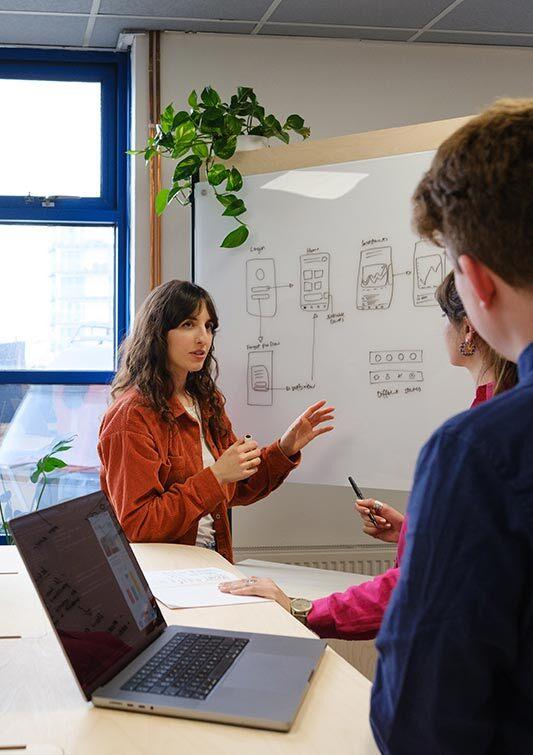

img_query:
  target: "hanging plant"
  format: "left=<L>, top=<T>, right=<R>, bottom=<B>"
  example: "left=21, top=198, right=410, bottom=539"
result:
left=136, top=86, right=310, bottom=248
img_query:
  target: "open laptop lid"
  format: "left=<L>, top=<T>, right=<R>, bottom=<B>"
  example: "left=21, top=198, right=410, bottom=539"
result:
left=10, top=491, right=165, bottom=699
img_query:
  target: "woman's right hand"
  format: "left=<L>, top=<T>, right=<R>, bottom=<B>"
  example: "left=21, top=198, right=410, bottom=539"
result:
left=211, top=438, right=261, bottom=485
left=356, top=499, right=404, bottom=543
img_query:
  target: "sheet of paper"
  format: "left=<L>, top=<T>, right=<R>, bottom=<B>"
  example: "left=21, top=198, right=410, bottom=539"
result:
left=0, top=545, right=21, bottom=573
left=144, top=568, right=269, bottom=609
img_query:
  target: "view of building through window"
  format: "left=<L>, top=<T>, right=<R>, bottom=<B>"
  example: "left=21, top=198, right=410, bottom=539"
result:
left=0, top=225, right=115, bottom=371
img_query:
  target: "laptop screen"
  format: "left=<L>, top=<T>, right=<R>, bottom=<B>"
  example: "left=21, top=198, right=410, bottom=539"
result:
left=10, top=491, right=165, bottom=698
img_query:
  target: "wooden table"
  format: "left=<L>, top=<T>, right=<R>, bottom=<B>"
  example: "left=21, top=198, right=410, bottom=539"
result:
left=0, top=544, right=378, bottom=754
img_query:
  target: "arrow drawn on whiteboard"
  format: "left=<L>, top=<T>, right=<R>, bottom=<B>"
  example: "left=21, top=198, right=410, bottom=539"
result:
left=258, top=298, right=263, bottom=343
left=393, top=270, right=412, bottom=277
left=273, top=283, right=294, bottom=289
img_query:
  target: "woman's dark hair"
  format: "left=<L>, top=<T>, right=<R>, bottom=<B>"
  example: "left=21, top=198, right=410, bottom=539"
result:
left=435, top=271, right=517, bottom=396
left=111, top=279, right=228, bottom=442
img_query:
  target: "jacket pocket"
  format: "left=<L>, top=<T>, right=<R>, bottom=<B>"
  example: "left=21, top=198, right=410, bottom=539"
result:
left=164, top=454, right=186, bottom=487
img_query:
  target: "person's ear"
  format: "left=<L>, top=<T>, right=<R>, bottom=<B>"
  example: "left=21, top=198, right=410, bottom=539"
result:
left=463, top=317, right=477, bottom=339
left=457, top=255, right=496, bottom=309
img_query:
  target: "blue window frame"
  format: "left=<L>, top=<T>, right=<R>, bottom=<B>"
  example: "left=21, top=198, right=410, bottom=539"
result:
left=0, top=49, right=129, bottom=385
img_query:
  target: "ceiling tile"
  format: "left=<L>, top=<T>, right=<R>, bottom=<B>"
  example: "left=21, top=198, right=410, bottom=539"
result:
left=0, top=0, right=91, bottom=10
left=0, top=13, right=86, bottom=45
left=418, top=30, right=533, bottom=47
left=91, top=16, right=255, bottom=48
left=260, top=24, right=413, bottom=41
left=99, top=0, right=271, bottom=21
left=433, top=0, right=533, bottom=34
left=270, top=0, right=452, bottom=28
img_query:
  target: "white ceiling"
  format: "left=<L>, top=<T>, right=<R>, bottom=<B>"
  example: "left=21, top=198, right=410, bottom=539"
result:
left=0, top=1, right=532, bottom=50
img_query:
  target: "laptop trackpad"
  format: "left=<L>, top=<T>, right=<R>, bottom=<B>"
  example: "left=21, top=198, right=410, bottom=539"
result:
left=227, top=652, right=311, bottom=692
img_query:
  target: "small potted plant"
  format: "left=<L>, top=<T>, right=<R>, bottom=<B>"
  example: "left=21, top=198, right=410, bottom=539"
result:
left=137, top=86, right=310, bottom=248
left=0, top=436, right=75, bottom=545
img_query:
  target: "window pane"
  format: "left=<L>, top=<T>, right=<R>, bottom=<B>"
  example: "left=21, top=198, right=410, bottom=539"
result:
left=0, top=383, right=106, bottom=519
left=0, top=79, right=101, bottom=197
left=0, top=225, right=114, bottom=371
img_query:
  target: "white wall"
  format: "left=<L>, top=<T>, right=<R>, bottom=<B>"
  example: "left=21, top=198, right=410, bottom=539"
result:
left=131, top=33, right=533, bottom=551
left=132, top=31, right=533, bottom=306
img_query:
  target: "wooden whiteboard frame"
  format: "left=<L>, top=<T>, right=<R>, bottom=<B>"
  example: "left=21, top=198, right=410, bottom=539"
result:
left=226, top=115, right=473, bottom=177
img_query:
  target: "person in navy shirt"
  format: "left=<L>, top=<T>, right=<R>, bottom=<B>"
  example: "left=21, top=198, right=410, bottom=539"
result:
left=371, top=98, right=533, bottom=754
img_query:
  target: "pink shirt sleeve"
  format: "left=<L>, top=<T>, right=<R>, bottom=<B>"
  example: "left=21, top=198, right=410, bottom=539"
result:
left=307, top=519, right=408, bottom=640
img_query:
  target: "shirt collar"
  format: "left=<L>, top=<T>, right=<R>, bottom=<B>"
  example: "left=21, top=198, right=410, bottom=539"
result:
left=517, top=342, right=533, bottom=383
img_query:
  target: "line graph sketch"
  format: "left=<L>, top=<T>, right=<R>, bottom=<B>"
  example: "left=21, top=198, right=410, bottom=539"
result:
left=356, top=246, right=393, bottom=310
left=412, top=242, right=446, bottom=307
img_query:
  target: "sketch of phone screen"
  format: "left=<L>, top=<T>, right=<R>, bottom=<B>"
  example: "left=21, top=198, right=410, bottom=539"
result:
left=356, top=246, right=393, bottom=310
left=246, top=258, right=277, bottom=317
left=300, top=253, right=330, bottom=311
left=413, top=241, right=446, bottom=307
left=248, top=351, right=273, bottom=406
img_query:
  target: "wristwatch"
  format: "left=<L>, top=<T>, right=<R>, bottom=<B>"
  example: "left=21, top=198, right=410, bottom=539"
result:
left=289, top=597, right=313, bottom=625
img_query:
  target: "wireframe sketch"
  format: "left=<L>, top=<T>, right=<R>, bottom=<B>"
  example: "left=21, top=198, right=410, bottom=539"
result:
left=300, top=253, right=330, bottom=311
left=247, top=351, right=273, bottom=406
left=356, top=247, right=393, bottom=310
left=369, top=349, right=423, bottom=365
left=369, top=370, right=424, bottom=385
left=412, top=241, right=446, bottom=307
left=246, top=258, right=277, bottom=317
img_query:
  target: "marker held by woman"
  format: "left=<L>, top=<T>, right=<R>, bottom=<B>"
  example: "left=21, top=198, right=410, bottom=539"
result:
left=348, top=475, right=379, bottom=528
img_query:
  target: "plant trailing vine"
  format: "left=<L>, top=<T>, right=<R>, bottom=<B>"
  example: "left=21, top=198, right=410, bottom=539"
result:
left=136, top=86, right=310, bottom=248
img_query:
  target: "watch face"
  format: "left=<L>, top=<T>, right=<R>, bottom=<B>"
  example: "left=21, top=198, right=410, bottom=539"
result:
left=291, top=598, right=312, bottom=614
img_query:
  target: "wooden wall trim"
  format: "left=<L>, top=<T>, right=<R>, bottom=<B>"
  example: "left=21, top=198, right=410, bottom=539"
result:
left=228, top=115, right=473, bottom=178
left=148, top=30, right=162, bottom=290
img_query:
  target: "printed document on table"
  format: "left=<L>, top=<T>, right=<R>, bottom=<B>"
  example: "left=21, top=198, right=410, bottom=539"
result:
left=144, top=568, right=270, bottom=609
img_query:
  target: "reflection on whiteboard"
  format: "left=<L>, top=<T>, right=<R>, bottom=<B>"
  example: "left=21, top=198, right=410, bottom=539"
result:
left=195, top=150, right=472, bottom=490
left=261, top=170, right=368, bottom=199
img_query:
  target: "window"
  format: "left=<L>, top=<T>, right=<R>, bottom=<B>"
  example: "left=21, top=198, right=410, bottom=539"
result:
left=0, top=49, right=129, bottom=385
left=0, top=51, right=129, bottom=530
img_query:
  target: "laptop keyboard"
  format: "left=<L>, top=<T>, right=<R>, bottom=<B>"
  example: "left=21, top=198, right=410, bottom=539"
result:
left=121, top=632, right=249, bottom=700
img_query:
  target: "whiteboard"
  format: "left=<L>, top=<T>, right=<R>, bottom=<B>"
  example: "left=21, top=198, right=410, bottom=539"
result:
left=194, top=150, right=472, bottom=490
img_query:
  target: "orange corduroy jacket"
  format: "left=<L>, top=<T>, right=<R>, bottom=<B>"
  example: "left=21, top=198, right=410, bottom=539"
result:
left=97, top=388, right=300, bottom=563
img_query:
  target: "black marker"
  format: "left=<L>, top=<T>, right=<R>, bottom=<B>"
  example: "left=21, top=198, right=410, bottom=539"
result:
left=348, top=475, right=379, bottom=528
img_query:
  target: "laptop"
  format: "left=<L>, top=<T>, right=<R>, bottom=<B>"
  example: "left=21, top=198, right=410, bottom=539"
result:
left=9, top=491, right=326, bottom=731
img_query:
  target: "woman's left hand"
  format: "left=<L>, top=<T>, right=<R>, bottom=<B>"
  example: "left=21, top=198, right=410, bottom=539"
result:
left=279, top=400, right=335, bottom=457
left=219, top=577, right=291, bottom=613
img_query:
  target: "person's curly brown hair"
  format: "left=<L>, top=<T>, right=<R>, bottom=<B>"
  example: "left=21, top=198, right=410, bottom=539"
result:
left=111, top=279, right=228, bottom=443
left=413, top=98, right=533, bottom=287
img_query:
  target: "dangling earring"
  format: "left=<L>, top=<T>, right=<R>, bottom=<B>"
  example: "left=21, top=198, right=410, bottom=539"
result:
left=460, top=338, right=476, bottom=357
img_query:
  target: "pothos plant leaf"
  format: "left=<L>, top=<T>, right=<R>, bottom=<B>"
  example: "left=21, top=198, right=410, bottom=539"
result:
left=136, top=86, right=310, bottom=248
left=221, top=225, right=249, bottom=248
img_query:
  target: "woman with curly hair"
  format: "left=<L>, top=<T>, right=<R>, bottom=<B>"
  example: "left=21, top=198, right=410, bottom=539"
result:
left=98, top=279, right=334, bottom=562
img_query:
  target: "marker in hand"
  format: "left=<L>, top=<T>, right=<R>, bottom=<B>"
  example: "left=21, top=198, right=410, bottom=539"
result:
left=348, top=475, right=379, bottom=528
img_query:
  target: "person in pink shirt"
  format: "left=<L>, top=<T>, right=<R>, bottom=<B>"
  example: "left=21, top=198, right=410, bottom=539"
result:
left=220, top=271, right=517, bottom=639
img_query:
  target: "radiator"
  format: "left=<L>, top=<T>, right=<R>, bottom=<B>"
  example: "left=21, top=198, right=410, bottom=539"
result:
left=233, top=543, right=397, bottom=577
left=233, top=542, right=396, bottom=682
